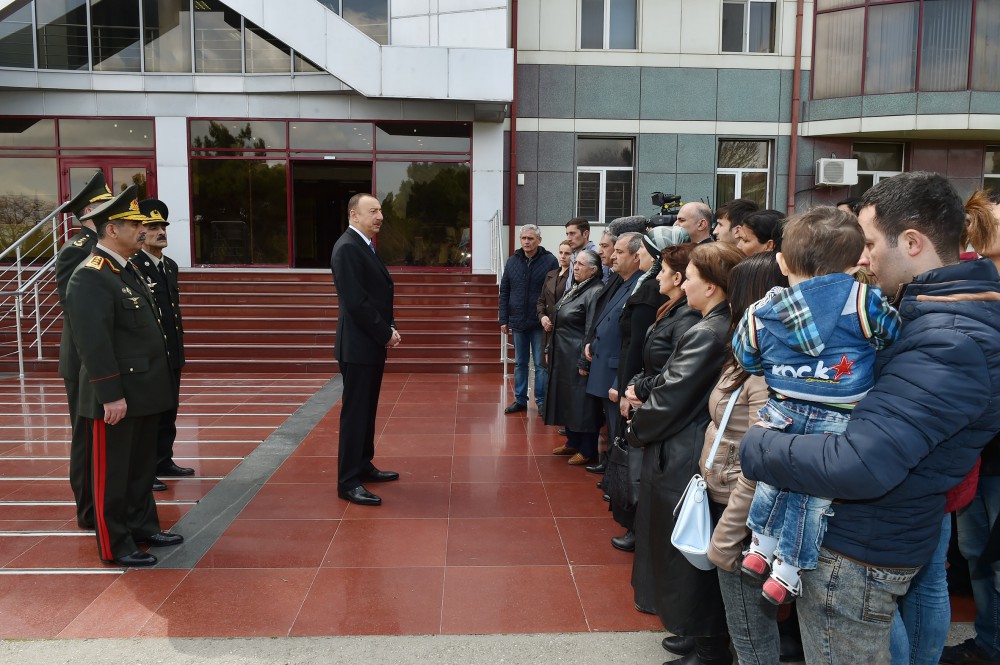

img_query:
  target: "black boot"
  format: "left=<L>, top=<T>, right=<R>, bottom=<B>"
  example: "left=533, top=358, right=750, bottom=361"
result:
left=611, top=529, right=636, bottom=552
left=665, top=636, right=732, bottom=665
left=662, top=635, right=696, bottom=655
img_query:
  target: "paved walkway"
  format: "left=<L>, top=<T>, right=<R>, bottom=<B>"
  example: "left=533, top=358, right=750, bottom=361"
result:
left=0, top=372, right=975, bottom=661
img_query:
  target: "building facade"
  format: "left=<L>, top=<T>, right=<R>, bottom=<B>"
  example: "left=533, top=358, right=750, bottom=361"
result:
left=0, top=1, right=998, bottom=270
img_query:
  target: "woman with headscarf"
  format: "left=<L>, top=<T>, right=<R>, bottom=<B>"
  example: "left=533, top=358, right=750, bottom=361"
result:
left=625, top=242, right=746, bottom=665
left=606, top=226, right=690, bottom=552
left=543, top=250, right=605, bottom=462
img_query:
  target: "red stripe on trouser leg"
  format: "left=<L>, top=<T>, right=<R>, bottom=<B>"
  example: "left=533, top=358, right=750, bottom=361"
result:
left=92, top=419, right=112, bottom=561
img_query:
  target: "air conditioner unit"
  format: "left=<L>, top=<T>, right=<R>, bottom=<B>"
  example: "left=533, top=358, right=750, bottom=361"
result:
left=815, top=158, right=858, bottom=186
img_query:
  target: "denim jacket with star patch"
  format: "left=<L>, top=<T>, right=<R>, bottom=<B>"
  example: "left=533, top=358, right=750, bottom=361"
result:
left=733, top=272, right=901, bottom=404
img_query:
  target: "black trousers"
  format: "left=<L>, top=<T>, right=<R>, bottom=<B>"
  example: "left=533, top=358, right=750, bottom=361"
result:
left=156, top=368, right=182, bottom=469
left=337, top=360, right=385, bottom=493
left=64, top=377, right=93, bottom=528
left=91, top=414, right=161, bottom=561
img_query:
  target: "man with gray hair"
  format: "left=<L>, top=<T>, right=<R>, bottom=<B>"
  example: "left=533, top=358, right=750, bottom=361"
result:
left=500, top=224, right=559, bottom=414
left=675, top=202, right=714, bottom=243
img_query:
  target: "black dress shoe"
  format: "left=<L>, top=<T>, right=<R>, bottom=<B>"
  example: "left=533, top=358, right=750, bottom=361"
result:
left=602, top=493, right=611, bottom=502
left=77, top=519, right=94, bottom=530
left=662, top=635, right=696, bottom=656
left=338, top=486, right=381, bottom=506
left=585, top=461, right=607, bottom=474
left=504, top=402, right=527, bottom=414
left=137, top=531, right=184, bottom=547
left=115, top=551, right=157, bottom=567
left=611, top=529, right=636, bottom=552
left=557, top=428, right=568, bottom=436
left=152, top=479, right=167, bottom=491
left=362, top=469, right=399, bottom=482
left=157, top=462, right=195, bottom=477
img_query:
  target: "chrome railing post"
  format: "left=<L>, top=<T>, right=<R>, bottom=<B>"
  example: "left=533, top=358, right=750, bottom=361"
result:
left=14, top=293, right=24, bottom=379
left=33, top=281, right=42, bottom=360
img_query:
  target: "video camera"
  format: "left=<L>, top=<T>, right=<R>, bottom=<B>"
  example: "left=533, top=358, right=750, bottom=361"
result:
left=648, top=192, right=683, bottom=228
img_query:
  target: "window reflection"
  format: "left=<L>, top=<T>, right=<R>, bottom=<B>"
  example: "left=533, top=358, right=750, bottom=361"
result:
left=191, top=159, right=289, bottom=264
left=245, top=21, right=290, bottom=73
left=289, top=122, right=372, bottom=151
left=189, top=120, right=286, bottom=153
left=194, top=0, right=241, bottom=73
left=376, top=161, right=471, bottom=267
left=375, top=123, right=471, bottom=154
left=91, top=0, right=141, bottom=71
left=0, top=3, right=34, bottom=68
left=342, top=0, right=388, bottom=44
left=0, top=119, right=56, bottom=147
left=37, top=0, right=89, bottom=70
left=0, top=157, right=58, bottom=256
left=143, top=0, right=192, bottom=72
left=59, top=119, right=154, bottom=148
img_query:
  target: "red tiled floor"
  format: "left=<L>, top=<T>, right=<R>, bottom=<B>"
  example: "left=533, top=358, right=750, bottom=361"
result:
left=291, top=567, right=445, bottom=636
left=573, top=564, right=663, bottom=632
left=376, top=433, right=456, bottom=457
left=441, top=565, right=588, bottom=634
left=138, top=568, right=315, bottom=637
left=198, top=519, right=340, bottom=568
left=5, top=534, right=107, bottom=569
left=323, top=518, right=448, bottom=568
left=451, top=456, right=541, bottom=483
left=0, top=573, right=117, bottom=637
left=58, top=569, right=190, bottom=638
left=239, top=483, right=347, bottom=520
left=269, top=456, right=339, bottom=483
left=446, top=517, right=566, bottom=566
left=555, top=517, right=635, bottom=566
left=449, top=482, right=552, bottom=519
left=342, top=482, right=451, bottom=520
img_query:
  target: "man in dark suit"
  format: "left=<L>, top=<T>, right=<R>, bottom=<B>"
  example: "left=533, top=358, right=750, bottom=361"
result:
left=65, top=184, right=182, bottom=566
left=330, top=193, right=400, bottom=506
left=55, top=170, right=112, bottom=530
left=133, top=199, right=193, bottom=489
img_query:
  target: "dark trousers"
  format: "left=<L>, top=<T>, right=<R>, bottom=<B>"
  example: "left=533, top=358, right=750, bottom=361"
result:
left=64, top=377, right=93, bottom=528
left=338, top=360, right=385, bottom=493
left=91, top=414, right=161, bottom=561
left=156, top=368, right=182, bottom=469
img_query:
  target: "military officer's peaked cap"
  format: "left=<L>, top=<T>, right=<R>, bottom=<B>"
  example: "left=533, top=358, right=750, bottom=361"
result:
left=80, top=184, right=147, bottom=224
left=138, top=199, right=169, bottom=225
left=66, top=170, right=112, bottom=219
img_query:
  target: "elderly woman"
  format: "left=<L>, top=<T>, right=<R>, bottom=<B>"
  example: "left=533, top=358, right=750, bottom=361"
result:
left=543, top=250, right=604, bottom=462
left=625, top=242, right=746, bottom=665
left=536, top=239, right=573, bottom=368
left=606, top=226, right=689, bottom=552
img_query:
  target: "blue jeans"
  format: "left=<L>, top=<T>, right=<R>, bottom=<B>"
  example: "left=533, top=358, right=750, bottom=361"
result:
left=512, top=327, right=546, bottom=406
left=890, top=514, right=951, bottom=665
left=746, top=399, right=849, bottom=569
left=957, top=476, right=1000, bottom=660
left=799, top=547, right=918, bottom=665
left=717, top=566, right=780, bottom=664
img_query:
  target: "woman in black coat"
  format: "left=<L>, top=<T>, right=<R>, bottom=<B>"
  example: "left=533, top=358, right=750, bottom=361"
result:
left=624, top=242, right=746, bottom=665
left=536, top=240, right=573, bottom=368
left=543, top=250, right=604, bottom=458
left=621, top=241, right=702, bottom=613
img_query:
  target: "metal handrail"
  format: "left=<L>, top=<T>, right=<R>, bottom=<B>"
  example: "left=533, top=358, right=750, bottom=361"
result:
left=489, top=209, right=511, bottom=380
left=0, top=204, right=69, bottom=377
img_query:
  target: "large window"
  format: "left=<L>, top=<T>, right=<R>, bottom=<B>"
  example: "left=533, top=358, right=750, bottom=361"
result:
left=0, top=0, right=322, bottom=74
left=722, top=0, right=776, bottom=54
left=576, top=137, right=634, bottom=224
left=580, top=0, right=637, bottom=50
left=814, top=0, right=997, bottom=99
left=849, top=143, right=904, bottom=198
left=317, top=0, right=389, bottom=44
left=716, top=140, right=770, bottom=208
left=985, top=147, right=1000, bottom=193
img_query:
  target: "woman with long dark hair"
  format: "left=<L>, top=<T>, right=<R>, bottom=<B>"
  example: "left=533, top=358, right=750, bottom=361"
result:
left=625, top=242, right=746, bottom=665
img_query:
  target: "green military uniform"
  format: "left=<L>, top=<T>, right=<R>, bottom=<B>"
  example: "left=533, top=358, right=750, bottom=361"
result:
left=65, top=190, right=175, bottom=563
left=55, top=171, right=112, bottom=529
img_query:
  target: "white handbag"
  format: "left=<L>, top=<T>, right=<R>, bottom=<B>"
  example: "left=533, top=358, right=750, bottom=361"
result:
left=671, top=385, right=743, bottom=571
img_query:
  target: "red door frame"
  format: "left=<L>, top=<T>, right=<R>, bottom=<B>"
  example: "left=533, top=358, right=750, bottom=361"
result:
left=59, top=156, right=157, bottom=240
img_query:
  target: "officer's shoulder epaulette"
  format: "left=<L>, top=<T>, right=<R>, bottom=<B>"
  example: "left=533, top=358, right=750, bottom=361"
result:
left=72, top=236, right=88, bottom=248
left=84, top=256, right=120, bottom=274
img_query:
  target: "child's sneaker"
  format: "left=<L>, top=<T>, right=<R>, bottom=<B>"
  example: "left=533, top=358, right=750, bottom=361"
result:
left=740, top=551, right=771, bottom=581
left=761, top=574, right=799, bottom=605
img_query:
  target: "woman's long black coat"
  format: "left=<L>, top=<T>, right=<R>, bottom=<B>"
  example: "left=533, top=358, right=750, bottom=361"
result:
left=543, top=277, right=603, bottom=432
left=625, top=302, right=732, bottom=637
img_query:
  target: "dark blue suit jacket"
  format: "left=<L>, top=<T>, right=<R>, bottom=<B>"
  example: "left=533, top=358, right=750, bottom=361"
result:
left=330, top=228, right=395, bottom=365
left=585, top=271, right=639, bottom=398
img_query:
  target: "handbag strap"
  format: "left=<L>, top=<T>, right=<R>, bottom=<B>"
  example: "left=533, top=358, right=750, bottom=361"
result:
left=703, top=384, right=744, bottom=471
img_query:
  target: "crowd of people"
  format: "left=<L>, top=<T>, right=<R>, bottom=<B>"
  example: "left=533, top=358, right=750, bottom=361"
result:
left=497, top=173, right=1000, bottom=665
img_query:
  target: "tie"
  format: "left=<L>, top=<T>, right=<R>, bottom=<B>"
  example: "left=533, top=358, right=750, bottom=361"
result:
left=370, top=242, right=376, bottom=254
left=158, top=261, right=167, bottom=283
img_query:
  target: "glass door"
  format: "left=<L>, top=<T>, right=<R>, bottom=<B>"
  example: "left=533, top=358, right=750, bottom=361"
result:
left=60, top=158, right=156, bottom=240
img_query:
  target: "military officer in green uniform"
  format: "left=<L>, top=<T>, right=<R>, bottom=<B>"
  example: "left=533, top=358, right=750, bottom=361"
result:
left=55, top=170, right=112, bottom=529
left=65, top=184, right=183, bottom=567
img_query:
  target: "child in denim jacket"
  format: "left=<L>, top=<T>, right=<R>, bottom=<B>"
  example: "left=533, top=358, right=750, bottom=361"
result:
left=732, top=207, right=901, bottom=604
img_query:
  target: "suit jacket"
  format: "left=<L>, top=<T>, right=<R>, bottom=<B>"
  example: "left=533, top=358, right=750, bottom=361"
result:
left=330, top=228, right=396, bottom=365
left=585, top=271, right=639, bottom=397
left=65, top=246, right=175, bottom=419
left=56, top=227, right=97, bottom=380
left=582, top=272, right=624, bottom=353
left=133, top=251, right=185, bottom=370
